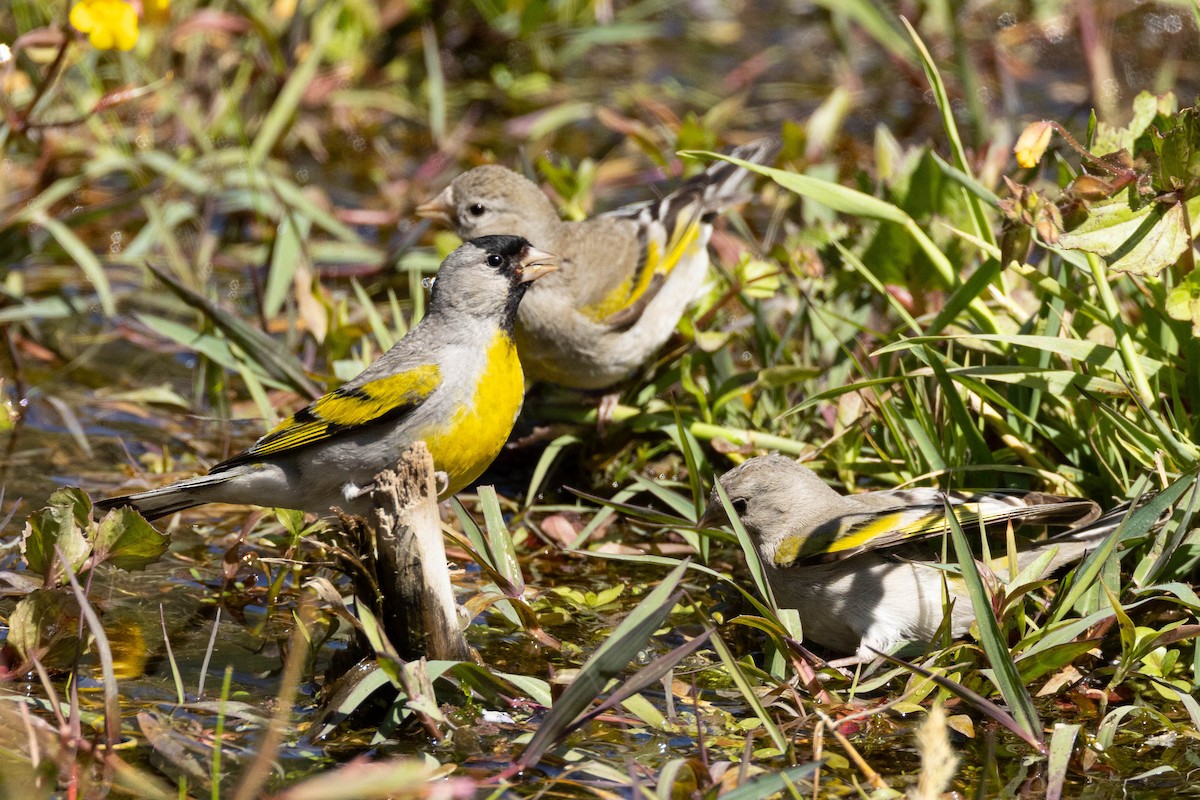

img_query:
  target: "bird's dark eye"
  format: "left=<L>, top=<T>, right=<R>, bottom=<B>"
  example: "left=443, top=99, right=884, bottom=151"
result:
left=730, top=497, right=748, bottom=515
left=469, top=203, right=486, bottom=217
left=487, top=253, right=503, bottom=267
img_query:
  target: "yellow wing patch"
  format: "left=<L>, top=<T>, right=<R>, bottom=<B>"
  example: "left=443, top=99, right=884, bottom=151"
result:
left=823, top=509, right=950, bottom=556
left=774, top=504, right=991, bottom=566
left=580, top=220, right=703, bottom=323
left=214, top=364, right=441, bottom=469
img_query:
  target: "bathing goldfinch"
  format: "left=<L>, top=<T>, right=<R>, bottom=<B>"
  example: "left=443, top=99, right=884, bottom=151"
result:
left=98, top=236, right=558, bottom=520
left=701, top=455, right=1137, bottom=661
left=415, top=140, right=777, bottom=390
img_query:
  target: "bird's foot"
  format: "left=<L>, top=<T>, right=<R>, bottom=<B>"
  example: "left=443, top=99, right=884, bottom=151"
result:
left=506, top=424, right=557, bottom=449
left=342, top=481, right=373, bottom=501
left=434, top=470, right=450, bottom=495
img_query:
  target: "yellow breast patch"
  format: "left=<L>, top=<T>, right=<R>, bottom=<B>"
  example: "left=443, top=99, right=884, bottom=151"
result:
left=421, top=331, right=524, bottom=497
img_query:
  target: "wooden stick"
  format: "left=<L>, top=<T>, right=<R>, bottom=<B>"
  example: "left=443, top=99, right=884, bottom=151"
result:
left=366, top=442, right=470, bottom=662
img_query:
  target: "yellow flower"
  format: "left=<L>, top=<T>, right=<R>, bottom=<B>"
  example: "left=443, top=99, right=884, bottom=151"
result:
left=69, top=0, right=140, bottom=52
left=1014, top=121, right=1054, bottom=169
left=144, top=0, right=171, bottom=26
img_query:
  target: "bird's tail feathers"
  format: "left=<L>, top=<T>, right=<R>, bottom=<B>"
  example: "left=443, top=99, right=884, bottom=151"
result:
left=687, top=137, right=780, bottom=215
left=94, top=473, right=233, bottom=521
left=603, top=137, right=779, bottom=231
left=1053, top=492, right=1160, bottom=544
left=1022, top=492, right=1161, bottom=575
left=653, top=138, right=779, bottom=230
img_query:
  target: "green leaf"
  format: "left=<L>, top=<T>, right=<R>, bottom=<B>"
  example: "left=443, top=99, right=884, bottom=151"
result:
left=1053, top=472, right=1197, bottom=623
left=248, top=5, right=335, bottom=166
left=22, top=490, right=92, bottom=582
left=1092, top=91, right=1172, bottom=156
left=874, top=333, right=1165, bottom=377
left=91, top=508, right=171, bottom=570
left=1166, top=270, right=1200, bottom=335
left=6, top=589, right=80, bottom=667
left=808, top=0, right=914, bottom=63
left=712, top=479, right=778, bottom=614
left=901, top=17, right=994, bottom=248
left=874, top=650, right=1045, bottom=753
left=1014, top=640, right=1098, bottom=684
left=1046, top=723, right=1081, bottom=800
left=1057, top=194, right=1200, bottom=275
left=264, top=212, right=310, bottom=319
left=476, top=485, right=524, bottom=595
left=685, top=150, right=909, bottom=222
left=60, top=556, right=122, bottom=748
left=576, top=630, right=713, bottom=730
left=1152, top=105, right=1200, bottom=185
left=711, top=634, right=788, bottom=753
left=441, top=662, right=553, bottom=708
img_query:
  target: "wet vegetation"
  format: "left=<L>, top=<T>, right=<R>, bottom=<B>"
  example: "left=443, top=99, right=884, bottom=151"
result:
left=3, top=0, right=1200, bottom=797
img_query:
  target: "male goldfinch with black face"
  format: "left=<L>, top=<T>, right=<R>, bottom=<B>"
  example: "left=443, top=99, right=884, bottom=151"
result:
left=416, top=140, right=777, bottom=390
left=701, top=455, right=1140, bottom=662
left=98, top=236, right=558, bottom=520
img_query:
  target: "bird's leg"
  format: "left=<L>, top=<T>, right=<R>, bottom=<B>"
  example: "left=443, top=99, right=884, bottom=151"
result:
left=434, top=470, right=450, bottom=495
left=825, top=653, right=887, bottom=677
left=596, top=392, right=621, bottom=434
left=825, top=655, right=866, bottom=669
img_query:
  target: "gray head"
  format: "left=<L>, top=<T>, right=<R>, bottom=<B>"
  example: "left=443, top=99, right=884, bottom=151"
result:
left=416, top=166, right=560, bottom=242
left=429, top=235, right=558, bottom=327
left=701, top=455, right=843, bottom=562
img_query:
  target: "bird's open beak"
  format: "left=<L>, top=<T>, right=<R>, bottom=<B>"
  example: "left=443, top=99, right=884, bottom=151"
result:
left=517, top=247, right=560, bottom=283
left=415, top=187, right=454, bottom=226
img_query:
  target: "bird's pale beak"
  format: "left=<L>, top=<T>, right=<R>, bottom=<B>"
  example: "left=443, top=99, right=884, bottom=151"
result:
left=517, top=247, right=560, bottom=283
left=415, top=187, right=454, bottom=226
left=697, top=501, right=729, bottom=530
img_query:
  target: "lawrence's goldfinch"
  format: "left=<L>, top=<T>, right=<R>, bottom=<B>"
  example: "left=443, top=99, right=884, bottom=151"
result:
left=416, top=140, right=777, bottom=390
left=701, top=455, right=1140, bottom=661
left=98, top=236, right=558, bottom=520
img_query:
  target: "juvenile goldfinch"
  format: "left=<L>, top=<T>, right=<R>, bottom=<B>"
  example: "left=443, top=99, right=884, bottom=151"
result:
left=701, top=455, right=1136, bottom=661
left=416, top=140, right=777, bottom=390
left=97, top=236, right=558, bottom=520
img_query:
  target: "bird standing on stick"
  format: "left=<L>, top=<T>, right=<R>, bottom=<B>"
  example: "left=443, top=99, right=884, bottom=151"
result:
left=98, top=236, right=558, bottom=520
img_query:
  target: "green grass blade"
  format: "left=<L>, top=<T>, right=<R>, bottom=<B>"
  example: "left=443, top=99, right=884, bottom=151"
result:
left=1052, top=473, right=1197, bottom=622
left=513, top=560, right=689, bottom=770
left=248, top=7, right=336, bottom=166
left=944, top=498, right=1044, bottom=749
left=809, top=0, right=915, bottom=64
left=712, top=479, right=775, bottom=611
left=873, top=650, right=1045, bottom=752
left=684, top=149, right=995, bottom=330
left=264, top=212, right=309, bottom=319
left=901, top=17, right=994, bottom=247
left=717, top=762, right=822, bottom=800
left=711, top=633, right=788, bottom=753
left=147, top=263, right=322, bottom=399
left=477, top=485, right=523, bottom=594
left=1046, top=723, right=1080, bottom=800
left=34, top=213, right=115, bottom=316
